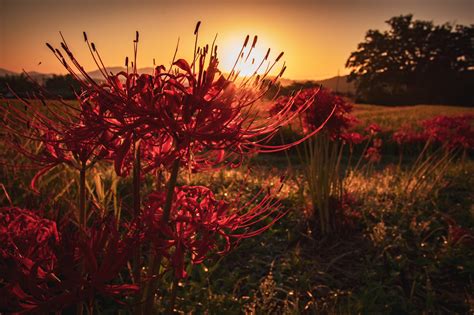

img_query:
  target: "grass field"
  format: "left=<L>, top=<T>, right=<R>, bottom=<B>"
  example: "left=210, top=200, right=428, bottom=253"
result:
left=354, top=104, right=474, bottom=131
left=1, top=100, right=473, bottom=313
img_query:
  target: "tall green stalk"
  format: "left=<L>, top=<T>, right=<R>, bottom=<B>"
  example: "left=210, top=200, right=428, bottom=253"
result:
left=141, top=159, right=180, bottom=313
left=300, top=132, right=344, bottom=235
left=79, top=162, right=87, bottom=228
left=77, top=161, right=87, bottom=315
left=166, top=274, right=179, bottom=314
left=133, top=140, right=142, bottom=285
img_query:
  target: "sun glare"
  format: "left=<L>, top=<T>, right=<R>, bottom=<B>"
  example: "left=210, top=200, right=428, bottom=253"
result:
left=219, top=36, right=275, bottom=77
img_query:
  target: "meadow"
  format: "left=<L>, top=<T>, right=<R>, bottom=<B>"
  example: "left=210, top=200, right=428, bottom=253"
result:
left=353, top=104, right=474, bottom=130
left=1, top=90, right=473, bottom=314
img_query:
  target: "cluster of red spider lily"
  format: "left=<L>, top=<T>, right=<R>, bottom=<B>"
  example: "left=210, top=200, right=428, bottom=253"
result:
left=0, top=207, right=139, bottom=313
left=271, top=87, right=385, bottom=165
left=393, top=114, right=474, bottom=150
left=422, top=114, right=474, bottom=150
left=272, top=87, right=357, bottom=139
left=142, top=185, right=285, bottom=279
left=270, top=86, right=382, bottom=235
left=364, top=138, right=383, bottom=163
left=0, top=23, right=326, bottom=313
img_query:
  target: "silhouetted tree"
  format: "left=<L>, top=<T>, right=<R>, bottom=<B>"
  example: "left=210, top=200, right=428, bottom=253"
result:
left=0, top=75, right=37, bottom=98
left=44, top=75, right=82, bottom=99
left=346, top=15, right=474, bottom=105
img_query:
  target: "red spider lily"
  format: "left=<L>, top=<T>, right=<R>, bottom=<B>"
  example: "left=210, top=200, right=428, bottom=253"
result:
left=365, top=123, right=382, bottom=135
left=304, top=88, right=357, bottom=138
left=0, top=95, right=111, bottom=192
left=272, top=87, right=356, bottom=139
left=0, top=209, right=139, bottom=313
left=142, top=185, right=285, bottom=279
left=0, top=207, right=59, bottom=270
left=422, top=114, right=474, bottom=150
left=42, top=25, right=326, bottom=176
left=0, top=206, right=60, bottom=313
left=38, top=32, right=177, bottom=176
left=392, top=115, right=473, bottom=150
left=364, top=139, right=382, bottom=163
left=392, top=126, right=428, bottom=145
left=364, top=147, right=381, bottom=163
left=340, top=132, right=366, bottom=145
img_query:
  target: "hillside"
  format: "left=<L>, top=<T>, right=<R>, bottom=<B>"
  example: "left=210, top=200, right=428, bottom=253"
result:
left=1, top=67, right=356, bottom=95
left=0, top=68, right=17, bottom=76
left=315, top=75, right=355, bottom=94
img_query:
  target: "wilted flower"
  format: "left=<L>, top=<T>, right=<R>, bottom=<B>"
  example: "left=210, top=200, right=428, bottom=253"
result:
left=448, top=224, right=474, bottom=247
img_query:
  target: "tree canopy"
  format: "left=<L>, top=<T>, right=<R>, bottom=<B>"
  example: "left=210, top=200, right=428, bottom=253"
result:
left=0, top=74, right=81, bottom=99
left=346, top=14, right=474, bottom=105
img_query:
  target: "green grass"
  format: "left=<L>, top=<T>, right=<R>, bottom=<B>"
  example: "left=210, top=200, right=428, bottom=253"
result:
left=178, top=161, right=474, bottom=314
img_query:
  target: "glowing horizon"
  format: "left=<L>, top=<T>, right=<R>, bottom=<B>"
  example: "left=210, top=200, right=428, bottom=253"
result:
left=1, top=0, right=473, bottom=81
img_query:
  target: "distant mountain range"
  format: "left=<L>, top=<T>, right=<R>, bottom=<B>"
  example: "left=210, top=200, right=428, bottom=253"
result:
left=86, top=67, right=156, bottom=79
left=0, top=67, right=154, bottom=81
left=0, top=67, right=356, bottom=94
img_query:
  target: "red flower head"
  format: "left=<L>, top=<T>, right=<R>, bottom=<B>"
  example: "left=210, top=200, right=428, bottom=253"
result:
left=364, top=147, right=381, bottom=163
left=272, top=87, right=357, bottom=140
left=1, top=95, right=111, bottom=192
left=42, top=33, right=177, bottom=176
left=305, top=88, right=357, bottom=138
left=0, top=207, right=59, bottom=312
left=365, top=123, right=382, bottom=135
left=364, top=139, right=382, bottom=163
left=340, top=132, right=366, bottom=145
left=0, top=206, right=59, bottom=269
left=142, top=185, right=285, bottom=279
left=41, top=24, right=327, bottom=176
left=0, top=211, right=139, bottom=313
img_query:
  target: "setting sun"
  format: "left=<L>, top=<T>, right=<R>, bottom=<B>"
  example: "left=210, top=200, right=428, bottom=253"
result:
left=219, top=35, right=280, bottom=78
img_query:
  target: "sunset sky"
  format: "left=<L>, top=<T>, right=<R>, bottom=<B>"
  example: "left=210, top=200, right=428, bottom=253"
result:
left=1, top=0, right=473, bottom=80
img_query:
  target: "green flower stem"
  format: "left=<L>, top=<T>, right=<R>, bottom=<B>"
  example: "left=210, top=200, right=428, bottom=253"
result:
left=141, top=159, right=180, bottom=313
